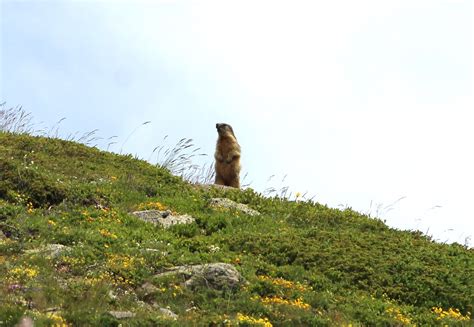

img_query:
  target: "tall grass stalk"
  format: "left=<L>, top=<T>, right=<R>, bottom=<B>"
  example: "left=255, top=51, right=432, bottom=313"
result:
left=153, top=137, right=213, bottom=183
left=366, top=196, right=407, bottom=218
left=0, top=103, right=35, bottom=134
left=120, top=121, right=151, bottom=154
left=2, top=105, right=286, bottom=192
left=264, top=174, right=294, bottom=199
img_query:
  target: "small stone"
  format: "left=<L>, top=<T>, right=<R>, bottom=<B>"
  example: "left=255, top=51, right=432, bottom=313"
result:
left=141, top=282, right=159, bottom=295
left=154, top=263, right=245, bottom=290
left=158, top=307, right=178, bottom=320
left=108, top=290, right=117, bottom=300
left=108, top=311, right=135, bottom=319
left=194, top=184, right=235, bottom=191
left=131, top=210, right=195, bottom=229
left=45, top=244, right=69, bottom=258
left=210, top=198, right=260, bottom=216
left=25, top=244, right=70, bottom=259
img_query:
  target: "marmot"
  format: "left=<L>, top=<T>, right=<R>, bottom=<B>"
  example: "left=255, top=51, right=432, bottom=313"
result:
left=214, top=123, right=241, bottom=188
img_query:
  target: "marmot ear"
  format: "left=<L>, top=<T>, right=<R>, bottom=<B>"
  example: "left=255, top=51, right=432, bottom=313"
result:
left=216, top=123, right=220, bottom=129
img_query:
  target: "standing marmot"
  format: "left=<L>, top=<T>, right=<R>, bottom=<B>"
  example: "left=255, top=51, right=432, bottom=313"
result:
left=214, top=123, right=241, bottom=188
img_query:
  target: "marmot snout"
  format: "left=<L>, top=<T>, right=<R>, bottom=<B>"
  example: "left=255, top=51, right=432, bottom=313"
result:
left=214, top=123, right=241, bottom=188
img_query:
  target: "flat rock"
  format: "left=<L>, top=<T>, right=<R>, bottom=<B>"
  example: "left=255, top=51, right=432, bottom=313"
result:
left=25, top=244, right=70, bottom=258
left=210, top=198, right=260, bottom=216
left=154, top=306, right=178, bottom=320
left=108, top=311, right=136, bottom=319
left=131, top=210, right=195, bottom=229
left=155, top=263, right=245, bottom=290
left=195, top=184, right=237, bottom=191
left=140, top=282, right=159, bottom=295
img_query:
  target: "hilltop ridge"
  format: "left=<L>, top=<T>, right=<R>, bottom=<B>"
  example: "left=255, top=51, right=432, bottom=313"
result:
left=0, top=131, right=472, bottom=326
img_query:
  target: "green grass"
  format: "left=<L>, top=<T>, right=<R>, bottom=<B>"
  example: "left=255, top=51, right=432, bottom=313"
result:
left=0, top=131, right=473, bottom=326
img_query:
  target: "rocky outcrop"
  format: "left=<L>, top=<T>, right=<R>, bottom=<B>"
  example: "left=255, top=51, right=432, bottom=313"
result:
left=154, top=263, right=245, bottom=290
left=131, top=210, right=195, bottom=228
left=210, top=198, right=260, bottom=216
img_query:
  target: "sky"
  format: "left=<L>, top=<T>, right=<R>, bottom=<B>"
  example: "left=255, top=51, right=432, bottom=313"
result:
left=1, top=0, right=473, bottom=246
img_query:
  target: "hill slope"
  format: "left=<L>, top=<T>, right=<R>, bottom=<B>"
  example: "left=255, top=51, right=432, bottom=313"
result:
left=0, top=132, right=472, bottom=326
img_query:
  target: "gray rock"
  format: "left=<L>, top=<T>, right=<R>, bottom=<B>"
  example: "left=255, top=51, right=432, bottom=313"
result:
left=25, top=244, right=70, bottom=259
left=140, top=282, right=159, bottom=295
left=155, top=306, right=178, bottom=320
left=108, top=290, right=117, bottom=301
left=131, top=210, right=195, bottom=229
left=195, top=184, right=236, bottom=191
left=108, top=311, right=136, bottom=319
left=210, top=198, right=260, bottom=216
left=155, top=263, right=245, bottom=290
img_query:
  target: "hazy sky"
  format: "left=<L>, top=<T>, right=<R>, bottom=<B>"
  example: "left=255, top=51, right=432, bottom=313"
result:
left=1, top=0, right=473, bottom=246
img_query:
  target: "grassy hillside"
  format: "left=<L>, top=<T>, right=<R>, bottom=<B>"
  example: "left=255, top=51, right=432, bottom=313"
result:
left=0, top=131, right=472, bottom=326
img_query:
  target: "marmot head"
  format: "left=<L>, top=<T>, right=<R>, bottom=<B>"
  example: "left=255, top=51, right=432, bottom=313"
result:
left=216, top=123, right=236, bottom=137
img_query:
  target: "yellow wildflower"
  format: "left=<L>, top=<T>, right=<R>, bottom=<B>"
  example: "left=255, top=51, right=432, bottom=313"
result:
left=10, top=266, right=39, bottom=280
left=236, top=313, right=272, bottom=327
left=106, top=253, right=144, bottom=271
left=84, top=270, right=131, bottom=286
left=385, top=306, right=413, bottom=326
left=47, top=312, right=68, bottom=327
left=432, top=307, right=471, bottom=321
left=60, top=256, right=84, bottom=268
left=99, top=229, right=118, bottom=239
left=260, top=296, right=311, bottom=309
left=27, top=202, right=34, bottom=214
left=137, top=201, right=167, bottom=211
left=257, top=275, right=309, bottom=291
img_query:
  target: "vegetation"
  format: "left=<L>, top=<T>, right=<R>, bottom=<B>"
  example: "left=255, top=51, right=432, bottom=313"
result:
left=0, top=125, right=473, bottom=325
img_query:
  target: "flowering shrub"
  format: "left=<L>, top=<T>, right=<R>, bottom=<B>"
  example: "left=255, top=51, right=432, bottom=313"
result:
left=260, top=296, right=311, bottom=310
left=432, top=307, right=471, bottom=322
left=236, top=313, right=272, bottom=327
left=137, top=201, right=167, bottom=211
left=257, top=275, right=310, bottom=292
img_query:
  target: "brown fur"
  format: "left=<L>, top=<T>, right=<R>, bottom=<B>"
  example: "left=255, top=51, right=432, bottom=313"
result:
left=214, top=123, right=241, bottom=188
